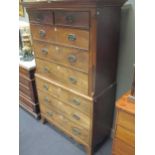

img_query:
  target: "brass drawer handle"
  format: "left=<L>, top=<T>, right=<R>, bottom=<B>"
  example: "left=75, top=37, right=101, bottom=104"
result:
left=72, top=127, right=81, bottom=136
left=72, top=98, right=81, bottom=106
left=68, top=55, right=77, bottom=63
left=47, top=111, right=53, bottom=117
left=39, top=30, right=46, bottom=38
left=43, top=84, right=49, bottom=91
left=36, top=14, right=44, bottom=22
left=44, top=96, right=50, bottom=104
left=68, top=34, right=76, bottom=41
left=68, top=76, right=77, bottom=84
left=65, top=15, right=74, bottom=24
left=43, top=67, right=50, bottom=73
left=41, top=48, right=48, bottom=55
left=72, top=114, right=80, bottom=121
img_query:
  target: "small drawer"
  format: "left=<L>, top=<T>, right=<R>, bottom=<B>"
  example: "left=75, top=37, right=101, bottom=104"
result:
left=36, top=59, right=88, bottom=95
left=33, top=41, right=89, bottom=73
left=38, top=90, right=90, bottom=129
left=117, top=110, right=135, bottom=132
left=40, top=105, right=89, bottom=144
left=31, top=24, right=89, bottom=50
left=35, top=75, right=91, bottom=116
left=30, top=24, right=56, bottom=42
left=54, top=11, right=90, bottom=29
left=28, top=10, right=53, bottom=25
left=112, top=138, right=135, bottom=155
left=116, top=125, right=135, bottom=147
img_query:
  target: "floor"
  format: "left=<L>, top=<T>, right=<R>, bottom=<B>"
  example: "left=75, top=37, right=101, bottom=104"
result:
left=19, top=108, right=112, bottom=155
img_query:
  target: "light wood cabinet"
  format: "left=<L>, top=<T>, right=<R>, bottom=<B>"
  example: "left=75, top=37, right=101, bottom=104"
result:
left=112, top=92, right=135, bottom=155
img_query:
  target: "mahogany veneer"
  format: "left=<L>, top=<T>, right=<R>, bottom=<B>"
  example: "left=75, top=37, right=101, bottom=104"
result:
left=23, top=0, right=127, bottom=154
left=19, top=65, right=40, bottom=118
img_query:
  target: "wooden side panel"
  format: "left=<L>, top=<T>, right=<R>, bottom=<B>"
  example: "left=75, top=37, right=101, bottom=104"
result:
left=92, top=84, right=116, bottom=149
left=94, top=7, right=121, bottom=95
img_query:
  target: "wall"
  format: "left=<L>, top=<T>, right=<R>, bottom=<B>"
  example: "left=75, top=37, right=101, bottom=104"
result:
left=19, top=7, right=29, bottom=22
left=116, top=0, right=135, bottom=99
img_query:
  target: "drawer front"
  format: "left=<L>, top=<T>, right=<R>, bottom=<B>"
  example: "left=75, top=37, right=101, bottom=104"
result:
left=112, top=138, right=135, bottom=155
left=40, top=104, right=89, bottom=144
left=19, top=92, right=39, bottom=112
left=38, top=90, right=90, bottom=129
left=116, top=125, right=135, bottom=147
left=19, top=74, right=32, bottom=87
left=19, top=66, right=35, bottom=79
left=36, top=75, right=91, bottom=116
left=55, top=11, right=89, bottom=29
left=33, top=41, right=89, bottom=73
left=117, top=110, right=135, bottom=132
left=19, top=83, right=31, bottom=98
left=56, top=27, right=89, bottom=50
left=29, top=10, right=53, bottom=25
left=31, top=24, right=89, bottom=50
left=30, top=24, right=56, bottom=42
left=36, top=59, right=88, bottom=95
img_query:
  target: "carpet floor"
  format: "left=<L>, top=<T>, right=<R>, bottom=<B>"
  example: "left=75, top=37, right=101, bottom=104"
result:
left=19, top=108, right=112, bottom=155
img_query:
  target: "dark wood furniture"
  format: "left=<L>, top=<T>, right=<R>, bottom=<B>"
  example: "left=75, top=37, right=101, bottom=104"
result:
left=19, top=62, right=40, bottom=118
left=23, top=0, right=127, bottom=154
left=112, top=92, right=135, bottom=155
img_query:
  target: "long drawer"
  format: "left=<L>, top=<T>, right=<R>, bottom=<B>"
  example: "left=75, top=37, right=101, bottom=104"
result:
left=115, top=125, right=135, bottom=147
left=117, top=110, right=135, bottom=132
left=30, top=24, right=89, bottom=50
left=38, top=90, right=90, bottom=129
left=40, top=104, right=90, bottom=145
left=112, top=138, right=134, bottom=155
left=19, top=92, right=39, bottom=112
left=19, top=74, right=31, bottom=87
left=19, top=83, right=32, bottom=99
left=35, top=75, right=91, bottom=116
left=33, top=40, right=89, bottom=73
left=36, top=59, right=88, bottom=95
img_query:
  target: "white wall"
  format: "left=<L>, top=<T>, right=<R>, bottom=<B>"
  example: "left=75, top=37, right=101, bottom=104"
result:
left=116, top=0, right=135, bottom=99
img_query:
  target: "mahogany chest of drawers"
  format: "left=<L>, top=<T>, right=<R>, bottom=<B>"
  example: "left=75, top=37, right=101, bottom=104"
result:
left=23, top=0, right=127, bottom=154
left=19, top=63, right=40, bottom=118
left=112, top=92, right=135, bottom=155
